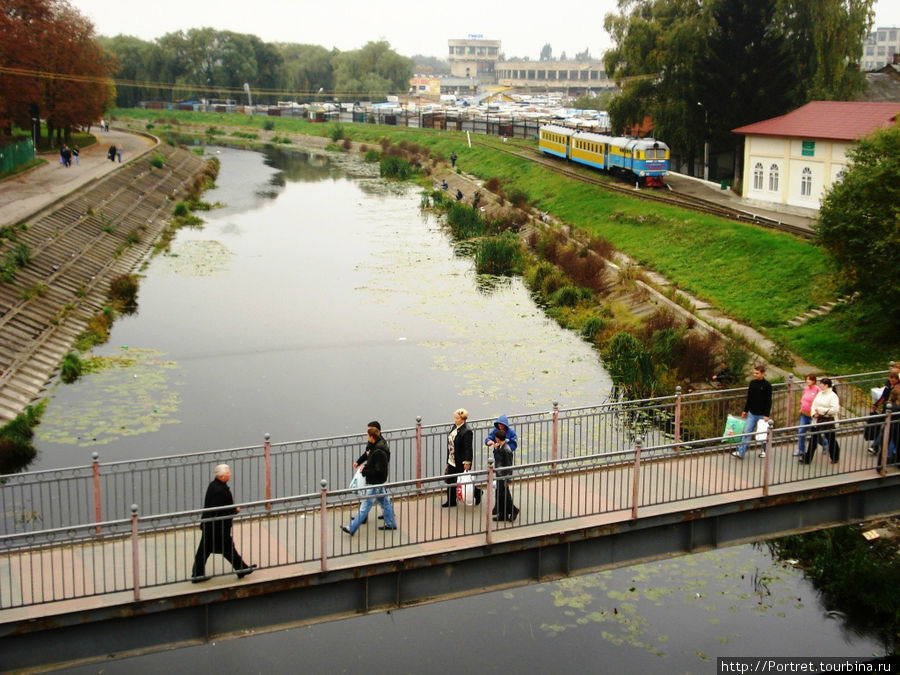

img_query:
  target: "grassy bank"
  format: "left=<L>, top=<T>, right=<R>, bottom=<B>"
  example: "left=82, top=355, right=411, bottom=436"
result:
left=112, top=108, right=895, bottom=372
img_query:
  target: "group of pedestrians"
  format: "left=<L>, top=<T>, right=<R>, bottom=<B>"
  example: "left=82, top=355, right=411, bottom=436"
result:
left=731, top=363, right=897, bottom=467
left=58, top=144, right=78, bottom=167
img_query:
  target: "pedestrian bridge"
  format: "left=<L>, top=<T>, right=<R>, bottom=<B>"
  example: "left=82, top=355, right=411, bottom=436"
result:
left=1, top=371, right=898, bottom=670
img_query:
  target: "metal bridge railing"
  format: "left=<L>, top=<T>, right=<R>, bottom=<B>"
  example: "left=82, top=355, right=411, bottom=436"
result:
left=0, top=371, right=891, bottom=537
left=0, top=404, right=895, bottom=610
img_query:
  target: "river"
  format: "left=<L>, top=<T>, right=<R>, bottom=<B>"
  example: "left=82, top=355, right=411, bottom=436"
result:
left=34, top=146, right=885, bottom=670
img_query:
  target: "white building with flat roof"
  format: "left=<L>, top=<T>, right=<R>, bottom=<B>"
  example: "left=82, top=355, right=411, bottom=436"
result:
left=862, top=27, right=900, bottom=72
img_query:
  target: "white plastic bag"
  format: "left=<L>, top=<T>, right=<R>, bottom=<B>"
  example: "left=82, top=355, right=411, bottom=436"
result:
left=348, top=467, right=367, bottom=495
left=755, top=418, right=770, bottom=442
left=458, top=471, right=475, bottom=506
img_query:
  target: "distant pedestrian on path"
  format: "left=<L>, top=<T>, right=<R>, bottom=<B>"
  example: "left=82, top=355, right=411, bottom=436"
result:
left=732, top=364, right=772, bottom=459
left=450, top=151, right=457, bottom=168
left=191, top=464, right=257, bottom=582
left=116, top=147, right=122, bottom=163
left=107, top=145, right=116, bottom=162
left=72, top=144, right=79, bottom=166
left=795, top=374, right=819, bottom=457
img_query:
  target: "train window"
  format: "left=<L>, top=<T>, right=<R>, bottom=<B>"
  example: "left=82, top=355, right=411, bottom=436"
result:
left=801, top=167, right=812, bottom=196
left=768, top=164, right=779, bottom=192
left=753, top=163, right=764, bottom=191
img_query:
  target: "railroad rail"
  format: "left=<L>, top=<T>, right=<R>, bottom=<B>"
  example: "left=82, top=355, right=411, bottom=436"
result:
left=474, top=140, right=813, bottom=238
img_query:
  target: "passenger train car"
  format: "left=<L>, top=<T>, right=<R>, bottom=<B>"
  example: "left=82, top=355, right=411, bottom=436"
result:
left=538, top=124, right=670, bottom=187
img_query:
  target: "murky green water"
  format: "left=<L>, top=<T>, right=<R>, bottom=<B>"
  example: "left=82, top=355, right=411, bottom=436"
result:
left=63, top=545, right=883, bottom=673
left=34, top=146, right=611, bottom=467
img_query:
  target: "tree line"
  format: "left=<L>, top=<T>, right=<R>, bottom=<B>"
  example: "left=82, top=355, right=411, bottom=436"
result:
left=97, top=32, right=413, bottom=107
left=602, top=0, right=875, bottom=177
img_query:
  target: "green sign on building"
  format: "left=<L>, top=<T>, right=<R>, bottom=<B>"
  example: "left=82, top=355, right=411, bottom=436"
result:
left=802, top=140, right=815, bottom=157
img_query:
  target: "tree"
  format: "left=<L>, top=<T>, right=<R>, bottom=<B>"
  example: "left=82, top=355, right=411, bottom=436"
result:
left=816, top=122, right=900, bottom=322
left=540, top=43, right=552, bottom=61
left=0, top=0, right=115, bottom=143
left=777, top=0, right=873, bottom=101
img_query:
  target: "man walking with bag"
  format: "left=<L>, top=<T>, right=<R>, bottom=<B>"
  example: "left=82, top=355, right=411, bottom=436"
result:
left=733, top=365, right=772, bottom=459
left=343, top=425, right=397, bottom=534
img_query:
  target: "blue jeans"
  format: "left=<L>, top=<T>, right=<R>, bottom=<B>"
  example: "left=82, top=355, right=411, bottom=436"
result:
left=347, top=487, right=396, bottom=533
left=736, top=413, right=764, bottom=457
left=797, top=414, right=812, bottom=455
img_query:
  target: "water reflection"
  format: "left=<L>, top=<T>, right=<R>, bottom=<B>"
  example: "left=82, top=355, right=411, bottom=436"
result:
left=63, top=544, right=883, bottom=674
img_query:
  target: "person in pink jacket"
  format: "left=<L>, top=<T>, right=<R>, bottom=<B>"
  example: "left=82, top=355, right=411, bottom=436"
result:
left=795, top=374, right=819, bottom=457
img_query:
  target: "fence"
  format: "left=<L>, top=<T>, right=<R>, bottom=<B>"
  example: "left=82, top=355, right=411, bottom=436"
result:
left=0, top=371, right=890, bottom=536
left=0, top=139, right=35, bottom=175
left=1, top=401, right=895, bottom=609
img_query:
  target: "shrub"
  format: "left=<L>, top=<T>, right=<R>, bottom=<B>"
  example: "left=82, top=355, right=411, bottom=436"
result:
left=13, top=242, right=30, bottom=268
left=485, top=176, right=502, bottom=193
left=149, top=153, right=166, bottom=168
left=446, top=203, right=487, bottom=239
left=380, top=155, right=414, bottom=180
left=0, top=401, right=46, bottom=474
left=329, top=122, right=346, bottom=142
left=582, top=315, right=607, bottom=341
left=507, top=187, right=530, bottom=209
left=60, top=352, right=83, bottom=384
left=342, top=138, right=352, bottom=150
left=475, top=233, right=523, bottom=276
left=676, top=331, right=721, bottom=381
left=262, top=120, right=275, bottom=131
left=173, top=201, right=190, bottom=217
left=551, top=285, right=586, bottom=308
left=364, top=149, right=381, bottom=162
left=604, top=331, right=656, bottom=399
left=108, top=273, right=139, bottom=313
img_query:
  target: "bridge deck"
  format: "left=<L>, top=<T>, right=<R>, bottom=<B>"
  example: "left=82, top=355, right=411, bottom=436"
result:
left=2, top=432, right=892, bottom=623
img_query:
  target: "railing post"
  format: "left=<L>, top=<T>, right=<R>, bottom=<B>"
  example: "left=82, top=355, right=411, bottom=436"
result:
left=879, top=403, right=892, bottom=477
left=485, top=459, right=494, bottom=545
left=92, top=452, right=101, bottom=533
left=552, top=401, right=559, bottom=467
left=630, top=438, right=643, bottom=521
left=130, top=504, right=140, bottom=601
left=264, top=432, right=272, bottom=510
left=416, top=416, right=423, bottom=489
left=786, top=374, right=795, bottom=428
left=674, top=386, right=682, bottom=449
left=320, top=479, right=328, bottom=572
left=763, top=423, right=773, bottom=496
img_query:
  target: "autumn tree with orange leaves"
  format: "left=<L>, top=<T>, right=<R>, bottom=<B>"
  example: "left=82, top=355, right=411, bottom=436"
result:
left=0, top=0, right=115, bottom=145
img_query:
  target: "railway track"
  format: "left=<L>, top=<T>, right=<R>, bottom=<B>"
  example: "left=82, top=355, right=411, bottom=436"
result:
left=474, top=141, right=813, bottom=238
left=0, top=145, right=208, bottom=422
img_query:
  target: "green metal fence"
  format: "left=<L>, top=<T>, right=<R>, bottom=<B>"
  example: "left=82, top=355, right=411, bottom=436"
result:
left=0, top=139, right=35, bottom=174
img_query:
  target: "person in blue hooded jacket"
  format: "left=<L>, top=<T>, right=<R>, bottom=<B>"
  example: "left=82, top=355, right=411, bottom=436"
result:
left=484, top=414, right=517, bottom=453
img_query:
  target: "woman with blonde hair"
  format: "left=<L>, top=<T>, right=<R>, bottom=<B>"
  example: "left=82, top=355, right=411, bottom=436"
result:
left=443, top=408, right=473, bottom=507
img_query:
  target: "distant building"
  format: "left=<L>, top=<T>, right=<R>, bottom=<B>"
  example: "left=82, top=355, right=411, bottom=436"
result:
left=410, top=76, right=442, bottom=98
left=448, top=36, right=501, bottom=84
left=862, top=27, right=900, bottom=72
left=496, top=60, right=612, bottom=94
left=732, top=101, right=900, bottom=210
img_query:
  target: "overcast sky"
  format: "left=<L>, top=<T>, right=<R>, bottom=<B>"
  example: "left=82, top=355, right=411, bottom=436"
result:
left=70, top=0, right=900, bottom=60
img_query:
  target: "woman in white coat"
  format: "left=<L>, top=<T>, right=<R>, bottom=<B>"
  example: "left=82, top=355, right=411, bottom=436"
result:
left=802, top=378, right=840, bottom=464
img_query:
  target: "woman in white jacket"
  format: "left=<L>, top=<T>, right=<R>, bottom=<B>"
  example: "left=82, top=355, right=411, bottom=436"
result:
left=802, top=378, right=840, bottom=464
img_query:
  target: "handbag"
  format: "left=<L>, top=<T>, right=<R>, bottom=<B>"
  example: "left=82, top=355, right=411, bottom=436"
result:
left=754, top=418, right=770, bottom=442
left=348, top=467, right=367, bottom=495
left=456, top=471, right=480, bottom=506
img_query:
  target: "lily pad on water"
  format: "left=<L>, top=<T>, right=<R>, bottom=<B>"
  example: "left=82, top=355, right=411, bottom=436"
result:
left=38, top=348, right=181, bottom=446
left=159, top=239, right=233, bottom=276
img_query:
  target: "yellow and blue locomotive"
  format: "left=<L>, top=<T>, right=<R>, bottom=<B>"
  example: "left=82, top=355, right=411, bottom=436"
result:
left=538, top=124, right=670, bottom=187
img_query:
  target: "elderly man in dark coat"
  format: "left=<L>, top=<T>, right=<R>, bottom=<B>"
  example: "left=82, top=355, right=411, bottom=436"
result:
left=191, top=463, right=257, bottom=582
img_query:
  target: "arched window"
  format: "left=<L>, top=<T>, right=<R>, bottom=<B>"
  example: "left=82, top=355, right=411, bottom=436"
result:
left=768, top=164, right=779, bottom=192
left=753, top=162, right=763, bottom=191
left=801, top=167, right=812, bottom=196
left=833, top=169, right=845, bottom=184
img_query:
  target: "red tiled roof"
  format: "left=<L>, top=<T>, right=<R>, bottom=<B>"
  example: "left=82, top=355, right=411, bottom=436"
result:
left=732, top=101, right=900, bottom=141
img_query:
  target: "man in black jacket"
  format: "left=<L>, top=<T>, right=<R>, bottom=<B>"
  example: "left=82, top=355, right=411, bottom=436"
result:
left=342, top=426, right=397, bottom=534
left=733, top=365, right=773, bottom=459
left=191, top=464, right=257, bottom=582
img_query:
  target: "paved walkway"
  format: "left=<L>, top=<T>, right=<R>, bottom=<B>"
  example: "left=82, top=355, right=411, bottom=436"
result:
left=0, top=128, right=155, bottom=227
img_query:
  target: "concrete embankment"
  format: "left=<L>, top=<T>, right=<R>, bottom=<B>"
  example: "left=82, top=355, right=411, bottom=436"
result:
left=0, top=143, right=209, bottom=422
